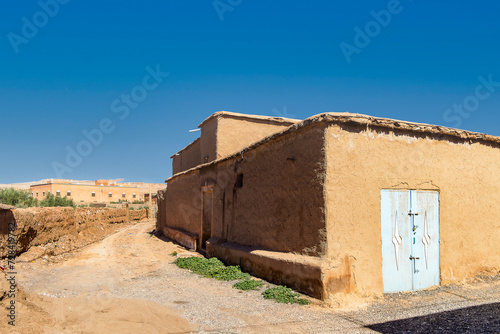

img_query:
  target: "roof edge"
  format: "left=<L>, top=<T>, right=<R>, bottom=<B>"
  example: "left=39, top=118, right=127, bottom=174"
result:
left=166, top=112, right=500, bottom=182
left=170, top=137, right=200, bottom=158
left=197, top=111, right=300, bottom=128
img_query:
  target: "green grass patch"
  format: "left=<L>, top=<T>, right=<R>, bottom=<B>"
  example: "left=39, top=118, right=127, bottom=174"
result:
left=233, top=279, right=264, bottom=291
left=262, top=286, right=310, bottom=305
left=174, top=257, right=250, bottom=281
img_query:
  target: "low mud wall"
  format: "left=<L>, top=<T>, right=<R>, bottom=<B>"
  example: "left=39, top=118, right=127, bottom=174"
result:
left=0, top=207, right=147, bottom=258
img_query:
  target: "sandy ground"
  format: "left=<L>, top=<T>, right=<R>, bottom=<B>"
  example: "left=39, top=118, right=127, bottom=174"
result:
left=1, top=219, right=499, bottom=333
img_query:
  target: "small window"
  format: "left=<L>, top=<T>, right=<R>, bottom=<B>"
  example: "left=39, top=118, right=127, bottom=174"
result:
left=43, top=192, right=46, bottom=196
left=133, top=193, right=136, bottom=198
left=67, top=191, right=71, bottom=196
left=122, top=193, right=126, bottom=198
left=108, top=192, right=112, bottom=198
left=235, top=174, right=243, bottom=188
left=92, top=191, right=96, bottom=197
left=36, top=192, right=38, bottom=197
left=56, top=190, right=61, bottom=197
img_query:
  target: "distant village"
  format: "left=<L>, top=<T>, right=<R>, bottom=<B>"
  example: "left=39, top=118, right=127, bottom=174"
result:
left=0, top=179, right=166, bottom=207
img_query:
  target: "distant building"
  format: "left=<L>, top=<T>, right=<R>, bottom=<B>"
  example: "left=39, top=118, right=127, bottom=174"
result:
left=30, top=179, right=165, bottom=204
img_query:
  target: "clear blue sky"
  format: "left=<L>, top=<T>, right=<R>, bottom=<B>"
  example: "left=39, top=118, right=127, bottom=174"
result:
left=1, top=1, right=499, bottom=184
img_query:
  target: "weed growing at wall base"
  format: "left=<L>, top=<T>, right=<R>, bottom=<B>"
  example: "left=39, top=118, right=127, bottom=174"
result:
left=173, top=257, right=250, bottom=281
left=232, top=279, right=264, bottom=291
left=174, top=257, right=309, bottom=304
left=262, top=286, right=310, bottom=305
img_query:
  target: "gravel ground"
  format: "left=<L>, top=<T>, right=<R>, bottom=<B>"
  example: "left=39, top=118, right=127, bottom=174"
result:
left=17, top=221, right=500, bottom=333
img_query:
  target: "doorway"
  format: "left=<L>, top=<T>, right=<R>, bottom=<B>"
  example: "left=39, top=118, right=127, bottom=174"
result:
left=200, top=186, right=213, bottom=251
left=381, top=190, right=440, bottom=293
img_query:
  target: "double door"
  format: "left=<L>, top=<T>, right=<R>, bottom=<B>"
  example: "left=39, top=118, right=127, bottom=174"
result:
left=381, top=190, right=440, bottom=293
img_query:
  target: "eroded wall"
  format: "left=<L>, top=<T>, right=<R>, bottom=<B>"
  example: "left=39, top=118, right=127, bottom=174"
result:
left=0, top=207, right=147, bottom=258
left=324, top=123, right=500, bottom=295
left=158, top=170, right=201, bottom=238
left=213, top=123, right=327, bottom=254
left=162, top=122, right=328, bottom=255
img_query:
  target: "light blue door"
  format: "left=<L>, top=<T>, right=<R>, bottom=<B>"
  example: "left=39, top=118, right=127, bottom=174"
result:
left=381, top=190, right=413, bottom=292
left=381, top=190, right=440, bottom=293
left=410, top=190, right=440, bottom=290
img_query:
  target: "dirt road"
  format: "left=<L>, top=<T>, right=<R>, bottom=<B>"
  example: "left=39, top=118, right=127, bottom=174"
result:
left=4, top=220, right=499, bottom=333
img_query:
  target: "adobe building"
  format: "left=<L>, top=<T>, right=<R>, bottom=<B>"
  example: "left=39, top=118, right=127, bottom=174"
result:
left=157, top=111, right=500, bottom=300
left=31, top=180, right=140, bottom=203
left=30, top=179, right=166, bottom=204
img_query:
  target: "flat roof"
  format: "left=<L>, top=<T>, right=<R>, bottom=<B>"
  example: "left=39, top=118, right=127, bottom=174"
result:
left=170, top=137, right=200, bottom=158
left=167, top=112, right=500, bottom=182
left=197, top=111, right=301, bottom=128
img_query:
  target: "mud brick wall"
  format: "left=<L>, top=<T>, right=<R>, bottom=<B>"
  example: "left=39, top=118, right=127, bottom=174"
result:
left=0, top=207, right=147, bottom=258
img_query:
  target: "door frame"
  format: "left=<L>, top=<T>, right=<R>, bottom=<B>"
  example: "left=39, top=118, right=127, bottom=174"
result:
left=200, top=185, right=214, bottom=251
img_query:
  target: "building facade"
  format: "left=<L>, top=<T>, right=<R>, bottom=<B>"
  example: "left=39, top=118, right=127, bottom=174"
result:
left=157, top=111, right=500, bottom=300
left=30, top=179, right=166, bottom=204
left=31, top=181, right=140, bottom=203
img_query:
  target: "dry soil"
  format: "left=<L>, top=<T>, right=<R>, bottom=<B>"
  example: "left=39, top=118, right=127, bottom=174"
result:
left=1, top=219, right=498, bottom=333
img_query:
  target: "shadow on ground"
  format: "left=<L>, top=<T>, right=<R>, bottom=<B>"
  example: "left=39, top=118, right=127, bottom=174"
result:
left=366, top=302, right=500, bottom=334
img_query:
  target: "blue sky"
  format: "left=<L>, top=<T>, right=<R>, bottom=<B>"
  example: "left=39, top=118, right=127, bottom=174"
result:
left=1, top=0, right=499, bottom=183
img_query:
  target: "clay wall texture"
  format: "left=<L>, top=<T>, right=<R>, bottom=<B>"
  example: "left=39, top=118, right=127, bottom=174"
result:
left=200, top=118, right=218, bottom=164
left=172, top=138, right=201, bottom=174
left=172, top=156, right=182, bottom=175
left=172, top=112, right=300, bottom=174
left=0, top=207, right=147, bottom=258
left=215, top=115, right=297, bottom=160
left=157, top=170, right=201, bottom=237
left=212, top=123, right=327, bottom=254
left=324, top=121, right=500, bottom=295
left=161, top=123, right=327, bottom=255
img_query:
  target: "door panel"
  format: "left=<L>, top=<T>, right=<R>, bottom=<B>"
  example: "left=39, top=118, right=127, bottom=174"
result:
left=381, top=190, right=412, bottom=293
left=411, top=191, right=440, bottom=290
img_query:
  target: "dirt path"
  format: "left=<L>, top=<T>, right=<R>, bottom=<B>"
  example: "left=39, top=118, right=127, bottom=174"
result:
left=7, top=220, right=500, bottom=333
left=11, top=220, right=193, bottom=334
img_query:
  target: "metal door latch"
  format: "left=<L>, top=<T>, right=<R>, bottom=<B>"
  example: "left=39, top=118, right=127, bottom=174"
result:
left=408, top=211, right=419, bottom=216
left=409, top=256, right=420, bottom=260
